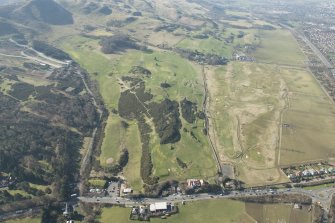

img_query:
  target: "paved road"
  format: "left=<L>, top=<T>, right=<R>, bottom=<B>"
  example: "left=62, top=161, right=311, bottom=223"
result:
left=9, top=39, right=69, bottom=67
left=0, top=39, right=67, bottom=68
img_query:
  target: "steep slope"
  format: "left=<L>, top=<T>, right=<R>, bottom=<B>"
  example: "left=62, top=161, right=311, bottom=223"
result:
left=0, top=20, right=18, bottom=36
left=16, top=0, right=73, bottom=25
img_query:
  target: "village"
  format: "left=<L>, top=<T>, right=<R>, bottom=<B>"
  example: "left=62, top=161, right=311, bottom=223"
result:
left=282, top=162, right=335, bottom=184
left=303, top=23, right=335, bottom=66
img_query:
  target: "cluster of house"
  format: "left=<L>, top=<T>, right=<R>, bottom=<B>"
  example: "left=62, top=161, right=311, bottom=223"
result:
left=303, top=23, right=335, bottom=66
left=284, top=163, right=335, bottom=182
left=130, top=202, right=178, bottom=221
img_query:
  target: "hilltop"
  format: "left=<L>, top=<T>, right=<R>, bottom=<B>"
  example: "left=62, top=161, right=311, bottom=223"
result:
left=0, top=0, right=73, bottom=25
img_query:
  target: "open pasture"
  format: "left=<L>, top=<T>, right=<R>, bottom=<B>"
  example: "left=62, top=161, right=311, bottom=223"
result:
left=278, top=66, right=335, bottom=166
left=253, top=29, right=307, bottom=66
left=280, top=110, right=335, bottom=165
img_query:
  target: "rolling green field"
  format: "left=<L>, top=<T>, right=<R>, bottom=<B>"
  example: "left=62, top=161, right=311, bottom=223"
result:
left=253, top=29, right=307, bottom=65
left=177, top=37, right=233, bottom=57
left=176, top=28, right=259, bottom=58
left=59, top=35, right=217, bottom=189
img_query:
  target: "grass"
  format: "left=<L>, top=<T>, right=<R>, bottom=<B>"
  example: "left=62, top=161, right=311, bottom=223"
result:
left=115, top=50, right=205, bottom=104
left=59, top=35, right=217, bottom=188
left=122, top=122, right=142, bottom=191
left=253, top=29, right=307, bottom=65
left=100, top=114, right=126, bottom=166
left=4, top=217, right=40, bottom=223
left=98, top=207, right=131, bottom=223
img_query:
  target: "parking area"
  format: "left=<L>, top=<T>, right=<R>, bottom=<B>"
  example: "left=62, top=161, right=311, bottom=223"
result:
left=107, top=181, right=121, bottom=198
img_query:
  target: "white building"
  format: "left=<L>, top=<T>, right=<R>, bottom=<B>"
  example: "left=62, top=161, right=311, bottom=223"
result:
left=149, top=202, right=168, bottom=212
left=123, top=188, right=133, bottom=194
